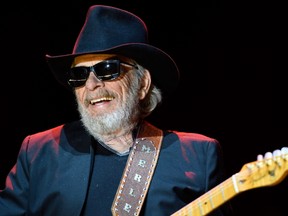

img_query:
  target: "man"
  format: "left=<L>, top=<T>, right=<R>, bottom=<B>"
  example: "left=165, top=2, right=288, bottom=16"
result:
left=0, top=5, right=234, bottom=216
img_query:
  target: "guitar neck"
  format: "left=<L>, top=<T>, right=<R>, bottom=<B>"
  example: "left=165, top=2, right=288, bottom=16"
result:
left=171, top=176, right=238, bottom=216
left=171, top=150, right=288, bottom=216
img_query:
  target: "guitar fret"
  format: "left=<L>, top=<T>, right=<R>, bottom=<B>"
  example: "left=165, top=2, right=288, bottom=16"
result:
left=208, top=190, right=214, bottom=209
left=197, top=198, right=204, bottom=215
left=232, top=174, right=239, bottom=193
left=220, top=183, right=225, bottom=201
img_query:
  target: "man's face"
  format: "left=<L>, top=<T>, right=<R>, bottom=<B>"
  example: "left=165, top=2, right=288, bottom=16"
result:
left=71, top=54, right=150, bottom=139
left=73, top=54, right=136, bottom=117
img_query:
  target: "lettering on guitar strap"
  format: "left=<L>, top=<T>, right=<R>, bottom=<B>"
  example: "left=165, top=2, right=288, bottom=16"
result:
left=111, top=121, right=163, bottom=216
left=112, top=138, right=160, bottom=216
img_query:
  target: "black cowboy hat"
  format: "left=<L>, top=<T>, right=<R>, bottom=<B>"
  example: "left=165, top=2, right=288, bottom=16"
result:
left=45, top=5, right=180, bottom=95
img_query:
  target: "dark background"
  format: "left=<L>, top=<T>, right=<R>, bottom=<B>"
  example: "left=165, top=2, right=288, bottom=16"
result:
left=1, top=1, right=285, bottom=215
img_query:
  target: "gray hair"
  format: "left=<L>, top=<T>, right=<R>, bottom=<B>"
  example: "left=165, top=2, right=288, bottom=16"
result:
left=132, top=63, right=162, bottom=118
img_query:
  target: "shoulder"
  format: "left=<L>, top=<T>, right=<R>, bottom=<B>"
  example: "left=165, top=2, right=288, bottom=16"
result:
left=25, top=120, right=83, bottom=141
left=161, top=130, right=223, bottom=157
left=21, top=120, right=88, bottom=152
left=164, top=130, right=219, bottom=145
left=174, top=131, right=217, bottom=142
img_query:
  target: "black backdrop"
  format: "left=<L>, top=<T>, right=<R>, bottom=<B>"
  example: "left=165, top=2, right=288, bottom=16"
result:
left=1, top=1, right=285, bottom=216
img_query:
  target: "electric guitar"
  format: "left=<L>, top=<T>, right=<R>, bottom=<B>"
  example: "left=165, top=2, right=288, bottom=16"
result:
left=171, top=147, right=288, bottom=216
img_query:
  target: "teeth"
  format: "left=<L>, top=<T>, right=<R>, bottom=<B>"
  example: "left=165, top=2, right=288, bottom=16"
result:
left=90, top=97, right=114, bottom=105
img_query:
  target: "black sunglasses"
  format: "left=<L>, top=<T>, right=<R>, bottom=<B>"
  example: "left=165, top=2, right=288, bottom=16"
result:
left=67, top=59, right=138, bottom=87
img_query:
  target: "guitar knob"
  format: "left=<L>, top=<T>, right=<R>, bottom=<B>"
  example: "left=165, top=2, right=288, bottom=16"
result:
left=264, top=151, right=273, bottom=159
left=281, top=147, right=288, bottom=154
left=273, top=149, right=282, bottom=157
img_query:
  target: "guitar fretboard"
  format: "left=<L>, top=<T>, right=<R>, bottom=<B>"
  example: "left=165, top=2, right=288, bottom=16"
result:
left=171, top=176, right=237, bottom=216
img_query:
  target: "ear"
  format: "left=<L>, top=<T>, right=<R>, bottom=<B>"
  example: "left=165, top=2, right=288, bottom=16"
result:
left=139, top=69, right=151, bottom=100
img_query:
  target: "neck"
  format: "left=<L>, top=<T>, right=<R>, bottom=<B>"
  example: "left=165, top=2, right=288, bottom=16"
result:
left=104, top=133, right=134, bottom=154
left=100, top=122, right=141, bottom=154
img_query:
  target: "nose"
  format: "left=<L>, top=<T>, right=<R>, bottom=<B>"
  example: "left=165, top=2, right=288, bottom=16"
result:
left=85, top=71, right=104, bottom=90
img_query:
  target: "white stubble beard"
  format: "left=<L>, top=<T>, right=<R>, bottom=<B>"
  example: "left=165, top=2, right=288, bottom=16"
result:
left=77, top=84, right=140, bottom=143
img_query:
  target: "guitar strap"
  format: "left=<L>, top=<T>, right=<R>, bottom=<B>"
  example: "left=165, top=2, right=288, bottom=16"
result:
left=111, top=121, right=163, bottom=216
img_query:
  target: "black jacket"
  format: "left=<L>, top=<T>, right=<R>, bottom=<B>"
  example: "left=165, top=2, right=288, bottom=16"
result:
left=0, top=120, right=233, bottom=215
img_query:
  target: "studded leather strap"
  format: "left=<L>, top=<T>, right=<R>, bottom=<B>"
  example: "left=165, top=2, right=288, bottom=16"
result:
left=111, top=121, right=163, bottom=216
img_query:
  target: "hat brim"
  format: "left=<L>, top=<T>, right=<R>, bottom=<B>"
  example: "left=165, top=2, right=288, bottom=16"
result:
left=45, top=43, right=180, bottom=96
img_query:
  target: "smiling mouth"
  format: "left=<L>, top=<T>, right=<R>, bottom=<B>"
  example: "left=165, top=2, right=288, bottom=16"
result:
left=90, top=96, right=114, bottom=105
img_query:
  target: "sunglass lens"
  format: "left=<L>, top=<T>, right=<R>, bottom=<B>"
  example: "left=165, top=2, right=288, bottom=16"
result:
left=94, top=61, right=120, bottom=81
left=68, top=67, right=89, bottom=87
